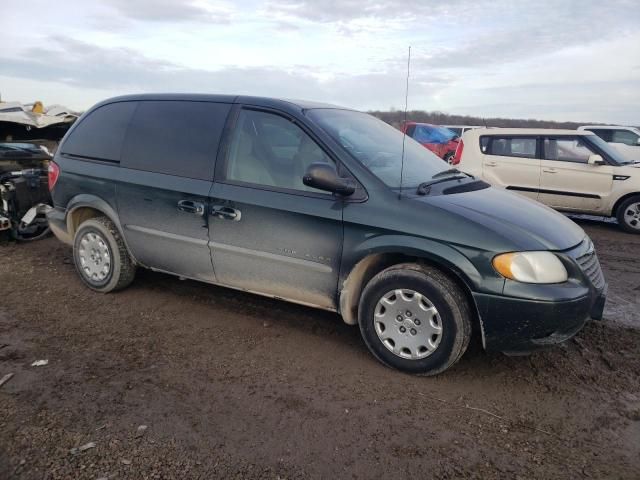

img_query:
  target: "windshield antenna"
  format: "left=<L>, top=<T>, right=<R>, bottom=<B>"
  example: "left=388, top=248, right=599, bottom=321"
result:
left=399, top=45, right=411, bottom=199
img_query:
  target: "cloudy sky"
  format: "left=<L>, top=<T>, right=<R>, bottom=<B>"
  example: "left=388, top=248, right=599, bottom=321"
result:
left=1, top=0, right=639, bottom=123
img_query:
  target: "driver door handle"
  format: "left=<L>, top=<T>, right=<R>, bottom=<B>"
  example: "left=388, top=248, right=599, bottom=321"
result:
left=485, top=161, right=497, bottom=167
left=211, top=205, right=242, bottom=221
left=543, top=168, right=557, bottom=173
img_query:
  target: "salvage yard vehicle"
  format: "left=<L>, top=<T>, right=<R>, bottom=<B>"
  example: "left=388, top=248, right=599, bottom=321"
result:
left=47, top=95, right=606, bottom=375
left=578, top=125, right=640, bottom=162
left=455, top=128, right=640, bottom=233
left=401, top=122, right=459, bottom=163
left=0, top=142, right=52, bottom=240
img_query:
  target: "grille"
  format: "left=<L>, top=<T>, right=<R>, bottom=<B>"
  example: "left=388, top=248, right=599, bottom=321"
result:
left=575, top=240, right=605, bottom=291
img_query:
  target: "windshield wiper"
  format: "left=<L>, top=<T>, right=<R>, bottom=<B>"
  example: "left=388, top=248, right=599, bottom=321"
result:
left=416, top=174, right=469, bottom=195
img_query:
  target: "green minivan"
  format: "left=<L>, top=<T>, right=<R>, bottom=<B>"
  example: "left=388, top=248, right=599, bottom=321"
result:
left=47, top=95, right=607, bottom=375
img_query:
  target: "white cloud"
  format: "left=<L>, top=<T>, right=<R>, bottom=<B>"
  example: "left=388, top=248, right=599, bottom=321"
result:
left=0, top=0, right=638, bottom=123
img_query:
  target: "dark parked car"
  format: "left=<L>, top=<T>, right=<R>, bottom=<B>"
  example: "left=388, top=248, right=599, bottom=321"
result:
left=47, top=94, right=607, bottom=375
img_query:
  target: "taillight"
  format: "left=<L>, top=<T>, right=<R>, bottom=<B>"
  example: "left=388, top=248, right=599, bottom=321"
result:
left=48, top=161, right=60, bottom=191
left=452, top=140, right=464, bottom=165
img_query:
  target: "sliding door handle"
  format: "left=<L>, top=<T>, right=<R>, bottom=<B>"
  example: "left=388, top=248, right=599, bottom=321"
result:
left=177, top=200, right=205, bottom=216
left=211, top=205, right=241, bottom=221
left=542, top=169, right=557, bottom=173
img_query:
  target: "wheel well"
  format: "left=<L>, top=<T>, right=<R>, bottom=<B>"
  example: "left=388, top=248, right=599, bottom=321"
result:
left=612, top=193, right=640, bottom=218
left=339, top=253, right=481, bottom=334
left=67, top=207, right=104, bottom=238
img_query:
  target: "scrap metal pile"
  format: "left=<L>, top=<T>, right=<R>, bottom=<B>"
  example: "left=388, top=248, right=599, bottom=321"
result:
left=0, top=99, right=78, bottom=241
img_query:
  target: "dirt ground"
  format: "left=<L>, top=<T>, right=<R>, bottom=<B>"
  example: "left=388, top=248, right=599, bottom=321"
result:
left=1, top=218, right=639, bottom=479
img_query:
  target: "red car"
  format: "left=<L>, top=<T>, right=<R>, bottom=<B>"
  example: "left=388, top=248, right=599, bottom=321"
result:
left=401, top=122, right=459, bottom=163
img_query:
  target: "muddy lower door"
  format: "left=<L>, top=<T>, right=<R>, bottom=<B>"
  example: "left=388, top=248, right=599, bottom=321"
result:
left=207, top=182, right=343, bottom=310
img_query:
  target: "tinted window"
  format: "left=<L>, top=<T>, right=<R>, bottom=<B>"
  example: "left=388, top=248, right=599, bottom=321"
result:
left=61, top=102, right=137, bottom=161
left=544, top=138, right=595, bottom=163
left=487, top=137, right=537, bottom=158
left=612, top=129, right=639, bottom=146
left=225, top=109, right=334, bottom=193
left=121, top=101, right=231, bottom=180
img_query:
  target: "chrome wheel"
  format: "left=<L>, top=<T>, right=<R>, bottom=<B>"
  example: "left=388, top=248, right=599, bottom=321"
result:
left=374, top=289, right=443, bottom=360
left=624, top=202, right=640, bottom=230
left=78, top=231, right=111, bottom=282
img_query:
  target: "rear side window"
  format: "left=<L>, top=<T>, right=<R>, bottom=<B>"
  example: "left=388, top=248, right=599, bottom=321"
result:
left=121, top=101, right=231, bottom=180
left=485, top=137, right=537, bottom=158
left=61, top=102, right=137, bottom=161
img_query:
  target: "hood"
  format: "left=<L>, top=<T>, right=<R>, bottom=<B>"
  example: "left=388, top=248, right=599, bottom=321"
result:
left=422, top=186, right=585, bottom=251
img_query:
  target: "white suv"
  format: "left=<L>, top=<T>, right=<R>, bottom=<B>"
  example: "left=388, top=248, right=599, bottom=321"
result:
left=578, top=126, right=640, bottom=162
left=454, top=128, right=640, bottom=233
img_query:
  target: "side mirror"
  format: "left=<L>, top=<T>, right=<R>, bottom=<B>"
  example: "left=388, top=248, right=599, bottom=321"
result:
left=303, top=163, right=356, bottom=196
left=588, top=154, right=605, bottom=166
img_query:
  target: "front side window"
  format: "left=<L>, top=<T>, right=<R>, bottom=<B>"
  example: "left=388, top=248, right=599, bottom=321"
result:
left=225, top=109, right=334, bottom=193
left=612, top=129, right=639, bottom=146
left=544, top=138, right=595, bottom=163
left=486, top=137, right=537, bottom=158
left=306, top=109, right=448, bottom=189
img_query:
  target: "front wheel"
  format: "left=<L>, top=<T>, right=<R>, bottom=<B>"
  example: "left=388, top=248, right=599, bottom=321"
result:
left=358, top=263, right=472, bottom=376
left=616, top=196, right=640, bottom=234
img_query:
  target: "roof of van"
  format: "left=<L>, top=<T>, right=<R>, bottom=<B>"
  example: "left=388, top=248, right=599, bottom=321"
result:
left=94, top=94, right=348, bottom=112
left=463, top=127, right=594, bottom=137
left=579, top=125, right=639, bottom=130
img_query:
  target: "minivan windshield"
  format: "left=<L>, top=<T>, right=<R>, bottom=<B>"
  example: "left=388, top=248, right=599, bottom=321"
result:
left=307, top=109, right=450, bottom=188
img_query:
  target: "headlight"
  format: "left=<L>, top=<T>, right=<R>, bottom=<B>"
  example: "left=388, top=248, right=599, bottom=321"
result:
left=493, top=251, right=568, bottom=284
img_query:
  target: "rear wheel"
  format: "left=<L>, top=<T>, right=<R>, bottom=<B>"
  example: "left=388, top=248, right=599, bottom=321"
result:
left=73, top=216, right=136, bottom=292
left=358, top=263, right=472, bottom=376
left=616, top=196, right=640, bottom=234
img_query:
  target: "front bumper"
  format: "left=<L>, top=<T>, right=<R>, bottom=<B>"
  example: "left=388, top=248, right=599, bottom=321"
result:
left=473, top=284, right=606, bottom=353
left=473, top=236, right=607, bottom=353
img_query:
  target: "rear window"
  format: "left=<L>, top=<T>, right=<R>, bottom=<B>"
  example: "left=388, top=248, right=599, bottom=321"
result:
left=61, top=102, right=137, bottom=161
left=121, top=101, right=231, bottom=180
left=483, top=136, right=537, bottom=159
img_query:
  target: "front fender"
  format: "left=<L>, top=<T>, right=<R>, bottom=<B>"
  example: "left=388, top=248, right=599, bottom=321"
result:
left=344, top=234, right=486, bottom=290
left=338, top=234, right=503, bottom=340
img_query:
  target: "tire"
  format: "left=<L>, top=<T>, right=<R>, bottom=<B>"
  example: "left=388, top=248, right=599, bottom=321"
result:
left=443, top=152, right=454, bottom=164
left=616, top=195, right=640, bottom=234
left=73, top=216, right=136, bottom=292
left=358, top=263, right=472, bottom=376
